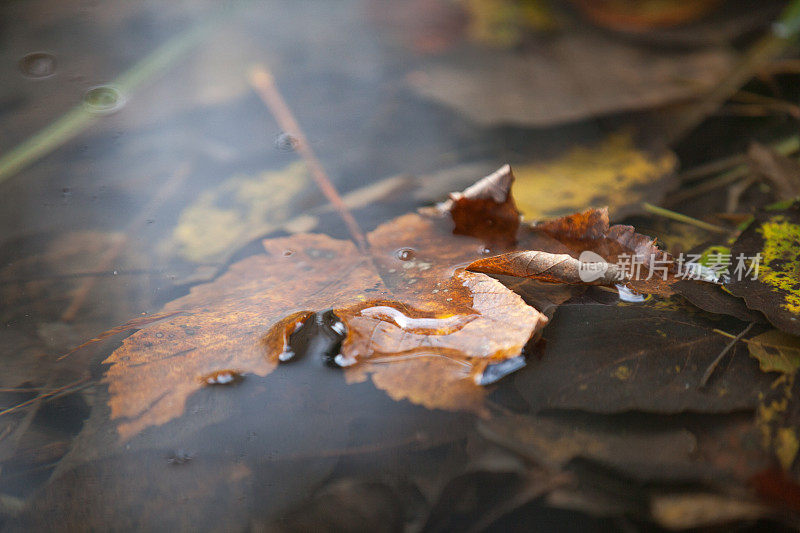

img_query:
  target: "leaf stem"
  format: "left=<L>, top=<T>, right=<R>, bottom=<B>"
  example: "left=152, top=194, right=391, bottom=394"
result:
left=700, top=322, right=756, bottom=387
left=641, top=202, right=729, bottom=233
left=0, top=22, right=210, bottom=186
left=248, top=65, right=368, bottom=253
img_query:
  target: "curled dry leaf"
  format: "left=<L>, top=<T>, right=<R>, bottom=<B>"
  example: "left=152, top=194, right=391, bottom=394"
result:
left=432, top=164, right=520, bottom=248
left=472, top=207, right=680, bottom=295
left=467, top=250, right=627, bottom=286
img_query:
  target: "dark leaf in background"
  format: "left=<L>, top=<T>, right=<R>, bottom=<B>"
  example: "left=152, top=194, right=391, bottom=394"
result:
left=674, top=279, right=766, bottom=323
left=515, top=298, right=774, bottom=413
left=727, top=201, right=800, bottom=336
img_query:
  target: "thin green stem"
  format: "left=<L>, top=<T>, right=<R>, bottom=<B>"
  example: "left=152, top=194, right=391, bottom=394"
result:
left=0, top=20, right=211, bottom=186
left=641, top=202, right=729, bottom=233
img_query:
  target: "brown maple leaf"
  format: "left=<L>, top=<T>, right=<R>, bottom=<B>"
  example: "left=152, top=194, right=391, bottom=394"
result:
left=102, top=165, right=671, bottom=439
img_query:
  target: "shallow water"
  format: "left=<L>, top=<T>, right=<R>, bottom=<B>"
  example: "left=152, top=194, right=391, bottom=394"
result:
left=0, top=0, right=788, bottom=530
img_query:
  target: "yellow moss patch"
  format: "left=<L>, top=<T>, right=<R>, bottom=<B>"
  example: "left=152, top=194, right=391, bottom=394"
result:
left=757, top=218, right=800, bottom=314
left=612, top=365, right=632, bottom=381
left=776, top=427, right=800, bottom=471
left=513, top=132, right=676, bottom=219
left=757, top=374, right=799, bottom=471
left=465, top=0, right=557, bottom=48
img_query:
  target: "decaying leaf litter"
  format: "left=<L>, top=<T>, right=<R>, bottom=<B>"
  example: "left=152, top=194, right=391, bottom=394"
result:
left=3, top=0, right=800, bottom=530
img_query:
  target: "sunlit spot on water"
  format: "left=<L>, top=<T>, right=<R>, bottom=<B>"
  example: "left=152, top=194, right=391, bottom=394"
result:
left=359, top=305, right=474, bottom=335
left=19, top=52, right=56, bottom=78
left=616, top=284, right=649, bottom=303
left=200, top=369, right=244, bottom=386
left=82, top=85, right=126, bottom=114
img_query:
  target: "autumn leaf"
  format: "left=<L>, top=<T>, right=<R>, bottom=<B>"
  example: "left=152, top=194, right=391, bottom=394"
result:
left=747, top=329, right=800, bottom=375
left=470, top=206, right=681, bottom=295
left=512, top=132, right=677, bottom=219
left=467, top=250, right=628, bottom=285
left=407, top=35, right=734, bottom=126
left=102, top=163, right=689, bottom=439
left=163, top=161, right=317, bottom=263
left=758, top=374, right=800, bottom=473
left=104, top=166, right=552, bottom=439
left=726, top=201, right=800, bottom=336
left=674, top=279, right=766, bottom=323
left=514, top=296, right=774, bottom=414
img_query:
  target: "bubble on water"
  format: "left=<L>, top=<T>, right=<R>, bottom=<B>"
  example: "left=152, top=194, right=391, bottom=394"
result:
left=19, top=52, right=56, bottom=78
left=274, top=132, right=299, bottom=151
left=82, top=85, right=126, bottom=115
left=395, top=248, right=416, bottom=261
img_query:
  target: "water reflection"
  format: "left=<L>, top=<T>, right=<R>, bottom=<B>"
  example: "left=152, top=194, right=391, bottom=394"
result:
left=0, top=0, right=754, bottom=528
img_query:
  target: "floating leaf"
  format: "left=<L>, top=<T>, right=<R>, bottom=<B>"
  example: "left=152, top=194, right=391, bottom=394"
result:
left=104, top=164, right=685, bottom=439
left=726, top=201, right=800, bottom=336
left=105, top=166, right=553, bottom=438
left=674, top=280, right=765, bottom=323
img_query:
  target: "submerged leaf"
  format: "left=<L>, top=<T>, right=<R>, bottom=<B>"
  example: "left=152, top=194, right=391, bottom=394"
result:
left=164, top=161, right=316, bottom=263
left=512, top=133, right=677, bottom=219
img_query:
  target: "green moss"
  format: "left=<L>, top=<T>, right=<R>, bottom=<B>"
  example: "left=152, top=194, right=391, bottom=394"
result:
left=757, top=217, right=800, bottom=314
